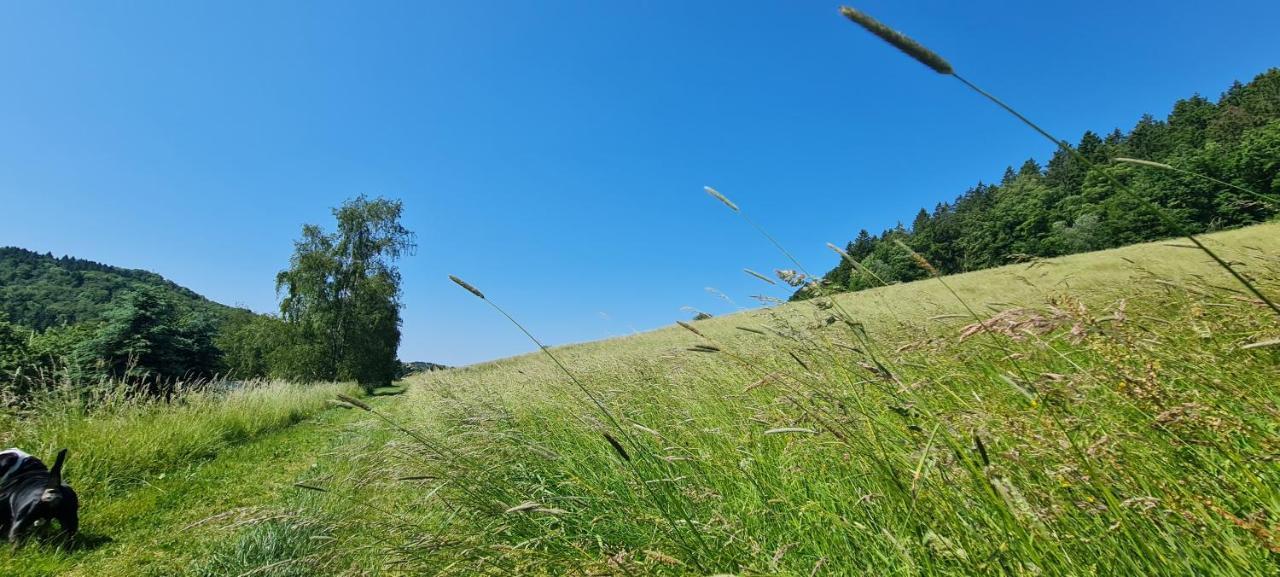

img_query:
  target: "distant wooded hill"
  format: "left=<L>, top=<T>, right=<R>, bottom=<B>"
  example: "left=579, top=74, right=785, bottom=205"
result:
left=1, top=240, right=442, bottom=394
left=0, top=247, right=243, bottom=330
left=799, top=68, right=1280, bottom=299
left=400, top=361, right=450, bottom=378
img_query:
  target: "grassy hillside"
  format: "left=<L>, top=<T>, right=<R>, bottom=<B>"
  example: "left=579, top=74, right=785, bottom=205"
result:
left=3, top=223, right=1277, bottom=576
left=0, top=246, right=244, bottom=330
left=350, top=222, right=1280, bottom=575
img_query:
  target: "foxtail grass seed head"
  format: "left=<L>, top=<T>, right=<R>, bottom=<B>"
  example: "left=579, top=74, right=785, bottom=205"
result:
left=744, top=268, right=777, bottom=285
left=775, top=269, right=808, bottom=287
left=448, top=275, right=486, bottom=299
left=688, top=344, right=721, bottom=353
left=743, top=372, right=777, bottom=392
left=505, top=501, right=541, bottom=514
left=335, top=393, right=371, bottom=412
left=603, top=432, right=631, bottom=462
left=736, top=326, right=767, bottom=335
left=839, top=6, right=954, bottom=75
left=293, top=483, right=329, bottom=492
left=764, top=427, right=817, bottom=435
left=1241, top=337, right=1280, bottom=350
left=676, top=320, right=706, bottom=338
left=1113, top=157, right=1173, bottom=170
left=703, top=186, right=740, bottom=212
left=974, top=434, right=991, bottom=467
left=894, top=239, right=938, bottom=275
left=632, top=423, right=662, bottom=437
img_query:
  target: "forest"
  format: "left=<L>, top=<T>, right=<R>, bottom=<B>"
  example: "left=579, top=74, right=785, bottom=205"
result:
left=0, top=246, right=238, bottom=331
left=0, top=196, right=412, bottom=399
left=799, top=68, right=1280, bottom=298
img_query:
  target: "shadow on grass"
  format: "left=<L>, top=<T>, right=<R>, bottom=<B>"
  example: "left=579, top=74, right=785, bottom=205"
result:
left=17, top=528, right=113, bottom=553
left=369, top=385, right=407, bottom=397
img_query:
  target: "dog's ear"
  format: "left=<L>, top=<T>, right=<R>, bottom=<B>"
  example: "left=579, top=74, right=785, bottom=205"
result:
left=47, top=449, right=68, bottom=490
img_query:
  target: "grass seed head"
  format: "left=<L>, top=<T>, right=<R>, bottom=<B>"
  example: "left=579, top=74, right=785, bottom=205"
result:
left=632, top=423, right=662, bottom=437
left=974, top=434, right=991, bottom=467
left=676, top=320, right=706, bottom=338
left=744, top=268, right=778, bottom=285
left=448, top=275, right=486, bottom=299
left=505, top=501, right=541, bottom=513
left=335, top=394, right=371, bottom=412
left=775, top=269, right=808, bottom=287
left=603, top=432, right=631, bottom=462
left=894, top=239, right=938, bottom=275
left=1113, top=157, right=1174, bottom=170
left=839, top=6, right=954, bottom=75
left=704, top=186, right=740, bottom=213
left=764, top=427, right=817, bottom=435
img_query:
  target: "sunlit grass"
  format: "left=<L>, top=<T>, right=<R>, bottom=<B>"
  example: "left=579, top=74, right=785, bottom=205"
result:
left=325, top=222, right=1280, bottom=575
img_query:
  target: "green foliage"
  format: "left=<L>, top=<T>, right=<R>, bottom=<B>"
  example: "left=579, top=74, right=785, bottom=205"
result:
left=0, top=314, right=98, bottom=399
left=275, top=195, right=414, bottom=390
left=72, top=287, right=224, bottom=384
left=188, top=520, right=331, bottom=577
left=0, top=313, right=34, bottom=398
left=216, top=311, right=327, bottom=382
left=1, top=196, right=420, bottom=398
left=0, top=247, right=239, bottom=331
left=803, top=69, right=1280, bottom=299
left=0, top=247, right=265, bottom=398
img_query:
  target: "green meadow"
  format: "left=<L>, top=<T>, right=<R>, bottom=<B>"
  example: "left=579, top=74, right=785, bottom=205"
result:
left=5, top=222, right=1277, bottom=576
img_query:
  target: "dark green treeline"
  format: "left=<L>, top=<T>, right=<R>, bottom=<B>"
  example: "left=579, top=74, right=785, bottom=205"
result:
left=799, top=69, right=1280, bottom=299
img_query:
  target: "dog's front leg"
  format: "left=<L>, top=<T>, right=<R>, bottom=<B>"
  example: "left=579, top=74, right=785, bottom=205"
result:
left=56, top=508, right=78, bottom=538
left=8, top=517, right=30, bottom=547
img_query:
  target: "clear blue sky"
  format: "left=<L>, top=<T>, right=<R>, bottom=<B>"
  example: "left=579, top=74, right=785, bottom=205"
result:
left=2, top=1, right=1277, bottom=365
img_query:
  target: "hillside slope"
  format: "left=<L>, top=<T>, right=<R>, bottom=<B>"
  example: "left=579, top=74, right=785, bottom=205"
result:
left=386, top=220, right=1280, bottom=575
left=462, top=220, right=1280, bottom=369
left=0, top=247, right=243, bottom=330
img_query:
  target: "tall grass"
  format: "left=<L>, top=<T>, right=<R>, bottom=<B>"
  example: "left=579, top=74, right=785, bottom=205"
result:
left=2, top=378, right=359, bottom=497
left=322, top=223, right=1280, bottom=575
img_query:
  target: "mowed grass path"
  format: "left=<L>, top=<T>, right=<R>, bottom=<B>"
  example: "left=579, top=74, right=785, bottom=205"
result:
left=1, top=394, right=400, bottom=577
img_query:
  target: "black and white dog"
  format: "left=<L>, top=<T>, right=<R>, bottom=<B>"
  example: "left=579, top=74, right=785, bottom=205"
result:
left=0, top=448, right=78, bottom=544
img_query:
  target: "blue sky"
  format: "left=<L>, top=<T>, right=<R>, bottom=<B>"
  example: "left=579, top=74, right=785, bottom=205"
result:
left=2, top=1, right=1277, bottom=365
